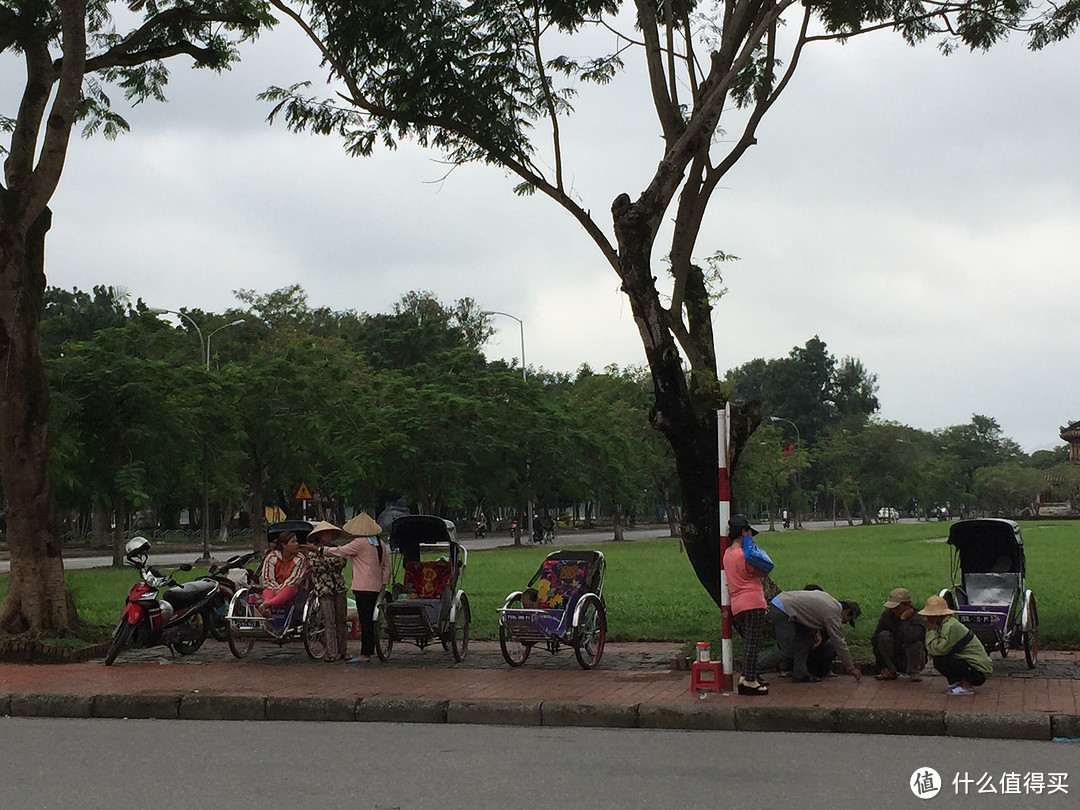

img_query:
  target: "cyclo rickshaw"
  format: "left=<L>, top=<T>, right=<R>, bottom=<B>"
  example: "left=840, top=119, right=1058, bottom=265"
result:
left=374, top=515, right=471, bottom=662
left=938, top=518, right=1038, bottom=669
left=224, top=519, right=326, bottom=660
left=497, top=549, right=607, bottom=670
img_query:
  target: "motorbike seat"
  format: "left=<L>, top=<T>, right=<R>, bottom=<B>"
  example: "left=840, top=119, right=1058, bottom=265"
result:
left=165, top=579, right=217, bottom=609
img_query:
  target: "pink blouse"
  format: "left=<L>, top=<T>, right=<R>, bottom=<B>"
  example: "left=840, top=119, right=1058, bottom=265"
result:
left=722, top=542, right=767, bottom=615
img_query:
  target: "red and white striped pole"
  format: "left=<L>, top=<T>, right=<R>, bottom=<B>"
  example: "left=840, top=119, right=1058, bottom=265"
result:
left=717, top=403, right=734, bottom=692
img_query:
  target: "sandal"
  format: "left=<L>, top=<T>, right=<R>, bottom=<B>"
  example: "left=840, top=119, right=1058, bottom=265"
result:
left=737, top=677, right=769, bottom=696
left=323, top=656, right=336, bottom=663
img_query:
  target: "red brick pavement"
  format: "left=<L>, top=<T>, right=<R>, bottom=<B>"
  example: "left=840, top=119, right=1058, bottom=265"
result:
left=2, top=645, right=1078, bottom=716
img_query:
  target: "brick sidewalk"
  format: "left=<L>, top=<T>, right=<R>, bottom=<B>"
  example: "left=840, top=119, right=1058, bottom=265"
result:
left=2, top=643, right=1079, bottom=733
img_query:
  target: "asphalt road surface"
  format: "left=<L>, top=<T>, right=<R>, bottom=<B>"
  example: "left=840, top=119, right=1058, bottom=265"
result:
left=0, top=718, right=1075, bottom=809
left=0, top=526, right=677, bottom=573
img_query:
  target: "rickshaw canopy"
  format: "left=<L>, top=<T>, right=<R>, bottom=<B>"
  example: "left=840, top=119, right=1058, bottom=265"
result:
left=947, top=518, right=1025, bottom=574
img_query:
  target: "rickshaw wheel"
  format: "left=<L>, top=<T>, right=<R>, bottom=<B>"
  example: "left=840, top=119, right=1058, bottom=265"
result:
left=1023, top=627, right=1038, bottom=668
left=450, top=594, right=471, bottom=662
left=302, top=594, right=327, bottom=660
left=375, top=593, right=393, bottom=661
left=499, top=624, right=531, bottom=667
left=573, top=597, right=607, bottom=670
left=227, top=601, right=255, bottom=659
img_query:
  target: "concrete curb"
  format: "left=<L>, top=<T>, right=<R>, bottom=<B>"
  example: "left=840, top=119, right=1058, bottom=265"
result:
left=178, top=694, right=265, bottom=721
left=447, top=699, right=541, bottom=726
left=835, top=708, right=945, bottom=737
left=945, top=711, right=1050, bottom=741
left=3, top=691, right=1078, bottom=741
left=541, top=700, right=638, bottom=728
left=10, top=693, right=93, bottom=718
left=355, top=696, right=447, bottom=724
left=266, top=696, right=358, bottom=723
left=94, top=693, right=181, bottom=720
left=638, top=703, right=736, bottom=730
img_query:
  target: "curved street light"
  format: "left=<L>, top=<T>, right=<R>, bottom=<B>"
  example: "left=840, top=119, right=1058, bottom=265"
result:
left=482, top=309, right=532, bottom=542
left=148, top=307, right=204, bottom=360
left=150, top=309, right=245, bottom=564
left=769, top=416, right=802, bottom=528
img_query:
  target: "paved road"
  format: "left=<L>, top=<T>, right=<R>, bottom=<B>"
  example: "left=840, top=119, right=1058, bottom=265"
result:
left=0, top=526, right=676, bottom=573
left=0, top=718, right=1074, bottom=809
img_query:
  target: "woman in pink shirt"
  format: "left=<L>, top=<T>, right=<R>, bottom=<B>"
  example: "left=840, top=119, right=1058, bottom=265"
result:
left=258, top=530, right=311, bottom=617
left=723, top=515, right=769, bottom=696
left=316, top=512, right=391, bottom=663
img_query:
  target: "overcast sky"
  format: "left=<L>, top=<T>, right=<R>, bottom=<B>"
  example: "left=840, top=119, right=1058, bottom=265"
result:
left=5, top=11, right=1078, bottom=454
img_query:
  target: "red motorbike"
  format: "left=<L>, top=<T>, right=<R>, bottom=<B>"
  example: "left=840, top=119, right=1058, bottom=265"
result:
left=104, top=537, right=220, bottom=665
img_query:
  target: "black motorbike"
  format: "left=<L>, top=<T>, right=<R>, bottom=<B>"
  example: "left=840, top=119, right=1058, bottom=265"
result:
left=104, top=538, right=219, bottom=665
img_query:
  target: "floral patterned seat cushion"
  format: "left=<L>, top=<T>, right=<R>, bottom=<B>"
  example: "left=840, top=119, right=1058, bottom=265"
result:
left=534, top=560, right=588, bottom=609
left=403, top=559, right=453, bottom=600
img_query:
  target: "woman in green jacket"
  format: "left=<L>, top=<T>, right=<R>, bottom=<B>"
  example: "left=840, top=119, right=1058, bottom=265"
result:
left=919, top=595, right=993, bottom=696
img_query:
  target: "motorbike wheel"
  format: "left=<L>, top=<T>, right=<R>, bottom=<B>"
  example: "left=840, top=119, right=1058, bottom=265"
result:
left=104, top=620, right=136, bottom=666
left=173, top=609, right=209, bottom=655
left=450, top=594, right=471, bottom=662
left=209, top=594, right=231, bottom=642
left=302, top=594, right=327, bottom=660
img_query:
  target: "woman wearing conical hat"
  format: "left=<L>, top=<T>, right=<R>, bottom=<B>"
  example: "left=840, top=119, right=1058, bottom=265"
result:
left=312, top=512, right=390, bottom=663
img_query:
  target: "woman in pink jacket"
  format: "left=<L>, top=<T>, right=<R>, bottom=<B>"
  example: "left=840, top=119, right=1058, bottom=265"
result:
left=315, top=512, right=391, bottom=663
left=258, top=530, right=311, bottom=618
left=723, top=514, right=769, bottom=696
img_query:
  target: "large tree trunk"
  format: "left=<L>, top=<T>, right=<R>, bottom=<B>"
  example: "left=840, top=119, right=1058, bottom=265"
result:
left=611, top=197, right=725, bottom=604
left=0, top=209, right=79, bottom=636
left=248, top=480, right=268, bottom=554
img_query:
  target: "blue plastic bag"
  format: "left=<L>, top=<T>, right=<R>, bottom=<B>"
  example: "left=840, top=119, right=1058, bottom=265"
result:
left=743, top=536, right=774, bottom=575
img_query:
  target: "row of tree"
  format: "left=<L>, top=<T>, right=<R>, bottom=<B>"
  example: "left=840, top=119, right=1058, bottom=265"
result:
left=40, top=288, right=1071, bottom=565
left=41, top=285, right=680, bottom=558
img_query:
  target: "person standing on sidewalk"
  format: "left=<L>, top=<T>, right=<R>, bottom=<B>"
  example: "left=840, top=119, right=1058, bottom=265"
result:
left=919, top=595, right=992, bottom=696
left=320, top=512, right=391, bottom=664
left=872, top=587, right=926, bottom=681
left=724, top=515, right=769, bottom=696
left=759, top=588, right=863, bottom=683
left=303, top=521, right=350, bottom=663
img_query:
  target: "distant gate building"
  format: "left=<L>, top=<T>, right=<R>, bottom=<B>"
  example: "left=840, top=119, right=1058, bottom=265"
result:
left=1061, top=421, right=1080, bottom=463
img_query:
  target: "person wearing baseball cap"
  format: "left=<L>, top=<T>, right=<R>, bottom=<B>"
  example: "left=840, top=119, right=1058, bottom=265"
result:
left=871, top=587, right=927, bottom=682
left=758, top=587, right=863, bottom=683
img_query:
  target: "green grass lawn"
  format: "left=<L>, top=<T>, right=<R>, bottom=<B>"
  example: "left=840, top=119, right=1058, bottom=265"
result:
left=3, top=520, right=1079, bottom=649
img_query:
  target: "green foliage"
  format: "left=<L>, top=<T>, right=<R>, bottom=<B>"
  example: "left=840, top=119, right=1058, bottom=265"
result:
left=726, top=336, right=880, bottom=444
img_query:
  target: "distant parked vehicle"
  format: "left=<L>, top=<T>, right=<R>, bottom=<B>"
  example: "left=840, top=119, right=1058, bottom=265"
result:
left=877, top=507, right=899, bottom=523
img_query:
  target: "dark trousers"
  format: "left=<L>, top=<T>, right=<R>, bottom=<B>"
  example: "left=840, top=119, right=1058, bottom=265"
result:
left=759, top=603, right=815, bottom=680
left=932, top=654, right=988, bottom=687
left=352, top=590, right=379, bottom=657
left=733, top=608, right=766, bottom=681
left=873, top=629, right=927, bottom=675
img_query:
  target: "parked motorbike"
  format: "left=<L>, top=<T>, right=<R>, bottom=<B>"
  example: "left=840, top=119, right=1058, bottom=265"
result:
left=103, top=537, right=220, bottom=665
left=203, top=551, right=260, bottom=642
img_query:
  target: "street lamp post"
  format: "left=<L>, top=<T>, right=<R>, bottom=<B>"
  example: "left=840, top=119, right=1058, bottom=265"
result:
left=769, top=416, right=802, bottom=527
left=150, top=309, right=244, bottom=564
left=199, top=319, right=246, bottom=562
left=482, top=310, right=532, bottom=544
